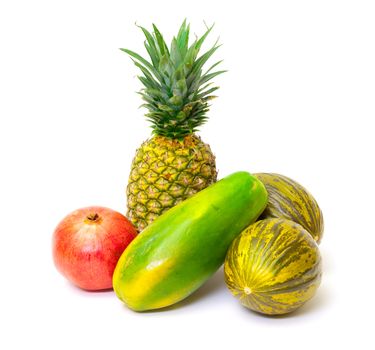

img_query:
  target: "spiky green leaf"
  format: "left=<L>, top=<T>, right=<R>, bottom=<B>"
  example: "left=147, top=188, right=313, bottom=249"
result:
left=121, top=20, right=225, bottom=138
left=170, top=37, right=182, bottom=67
left=200, top=70, right=227, bottom=85
left=152, top=24, right=169, bottom=56
left=176, top=19, right=190, bottom=56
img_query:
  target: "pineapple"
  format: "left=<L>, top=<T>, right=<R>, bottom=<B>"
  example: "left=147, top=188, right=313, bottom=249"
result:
left=122, top=20, right=225, bottom=231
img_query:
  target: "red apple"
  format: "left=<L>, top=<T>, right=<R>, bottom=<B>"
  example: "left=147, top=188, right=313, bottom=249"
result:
left=52, top=206, right=137, bottom=291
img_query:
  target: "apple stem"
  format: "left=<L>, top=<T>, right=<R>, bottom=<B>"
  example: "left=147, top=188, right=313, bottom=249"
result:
left=86, top=213, right=100, bottom=222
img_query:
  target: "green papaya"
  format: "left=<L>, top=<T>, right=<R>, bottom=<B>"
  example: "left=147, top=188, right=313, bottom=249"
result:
left=113, top=171, right=268, bottom=311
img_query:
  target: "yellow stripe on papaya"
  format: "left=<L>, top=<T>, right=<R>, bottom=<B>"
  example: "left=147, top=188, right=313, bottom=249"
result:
left=122, top=258, right=174, bottom=310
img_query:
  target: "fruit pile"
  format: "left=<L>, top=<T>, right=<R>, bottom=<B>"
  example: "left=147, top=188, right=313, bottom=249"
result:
left=52, top=21, right=324, bottom=316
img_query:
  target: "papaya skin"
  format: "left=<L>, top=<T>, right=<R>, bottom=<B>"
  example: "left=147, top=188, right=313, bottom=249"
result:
left=113, top=171, right=268, bottom=311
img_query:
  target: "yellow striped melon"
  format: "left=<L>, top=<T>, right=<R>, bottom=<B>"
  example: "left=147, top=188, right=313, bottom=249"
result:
left=255, top=173, right=324, bottom=243
left=224, top=218, right=322, bottom=315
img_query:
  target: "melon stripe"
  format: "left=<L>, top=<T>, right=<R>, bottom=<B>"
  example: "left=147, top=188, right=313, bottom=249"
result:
left=255, top=173, right=324, bottom=243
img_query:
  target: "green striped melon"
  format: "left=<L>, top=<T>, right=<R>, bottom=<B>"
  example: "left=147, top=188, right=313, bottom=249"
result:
left=224, top=218, right=322, bottom=315
left=255, top=173, right=324, bottom=243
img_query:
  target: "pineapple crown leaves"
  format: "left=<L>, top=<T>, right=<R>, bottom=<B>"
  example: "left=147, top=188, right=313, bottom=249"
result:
left=121, top=19, right=226, bottom=139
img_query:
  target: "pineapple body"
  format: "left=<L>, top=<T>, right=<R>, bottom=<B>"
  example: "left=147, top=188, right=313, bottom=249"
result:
left=127, top=134, right=217, bottom=231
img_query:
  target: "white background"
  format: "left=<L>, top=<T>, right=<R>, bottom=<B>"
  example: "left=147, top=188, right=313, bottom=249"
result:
left=1, top=0, right=374, bottom=349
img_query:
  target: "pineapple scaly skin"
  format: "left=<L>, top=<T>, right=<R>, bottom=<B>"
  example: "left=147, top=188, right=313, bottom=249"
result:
left=127, top=134, right=217, bottom=231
